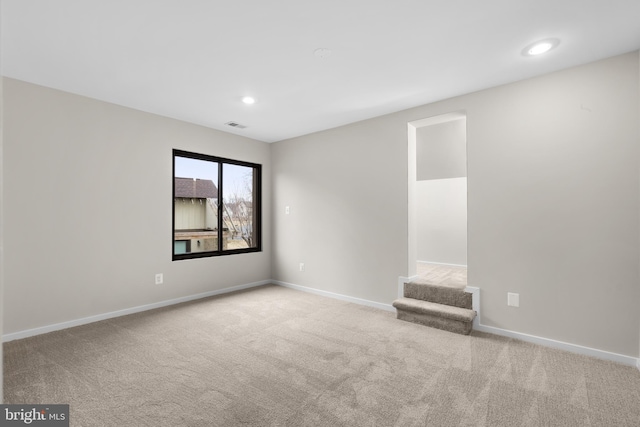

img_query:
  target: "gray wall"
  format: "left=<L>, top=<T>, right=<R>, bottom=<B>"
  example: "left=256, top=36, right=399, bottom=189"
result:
left=466, top=53, right=638, bottom=357
left=272, top=119, right=407, bottom=304
left=273, top=51, right=640, bottom=357
left=2, top=78, right=272, bottom=335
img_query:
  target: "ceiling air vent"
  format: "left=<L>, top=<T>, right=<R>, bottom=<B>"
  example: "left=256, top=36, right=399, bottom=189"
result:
left=225, top=121, right=247, bottom=129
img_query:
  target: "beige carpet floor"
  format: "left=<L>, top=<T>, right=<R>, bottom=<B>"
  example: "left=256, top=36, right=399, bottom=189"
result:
left=4, top=284, right=640, bottom=426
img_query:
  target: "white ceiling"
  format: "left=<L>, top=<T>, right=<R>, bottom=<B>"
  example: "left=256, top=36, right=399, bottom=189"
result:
left=2, top=0, right=640, bottom=143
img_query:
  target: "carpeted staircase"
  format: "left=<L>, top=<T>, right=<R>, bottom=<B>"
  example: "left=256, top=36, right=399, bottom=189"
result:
left=393, top=279, right=476, bottom=335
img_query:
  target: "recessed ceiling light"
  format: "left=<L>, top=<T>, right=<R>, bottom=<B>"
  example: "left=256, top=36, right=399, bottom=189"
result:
left=523, top=38, right=560, bottom=56
left=242, top=96, right=255, bottom=105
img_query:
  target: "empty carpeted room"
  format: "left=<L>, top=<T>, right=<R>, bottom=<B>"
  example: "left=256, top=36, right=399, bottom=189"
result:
left=2, top=1, right=640, bottom=426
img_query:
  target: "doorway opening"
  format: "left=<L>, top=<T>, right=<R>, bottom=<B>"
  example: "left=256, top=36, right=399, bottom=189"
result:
left=408, top=112, right=468, bottom=287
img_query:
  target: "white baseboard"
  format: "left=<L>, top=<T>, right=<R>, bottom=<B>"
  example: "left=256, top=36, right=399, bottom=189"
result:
left=417, top=260, right=467, bottom=268
left=466, top=286, right=638, bottom=367
left=273, top=280, right=395, bottom=312
left=474, top=323, right=638, bottom=367
left=401, top=281, right=638, bottom=367
left=4, top=278, right=638, bottom=369
left=2, top=280, right=271, bottom=342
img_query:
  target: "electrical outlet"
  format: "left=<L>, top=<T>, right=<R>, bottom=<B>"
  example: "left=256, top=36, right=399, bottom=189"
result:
left=155, top=273, right=163, bottom=285
left=299, top=263, right=305, bottom=272
left=507, top=292, right=519, bottom=307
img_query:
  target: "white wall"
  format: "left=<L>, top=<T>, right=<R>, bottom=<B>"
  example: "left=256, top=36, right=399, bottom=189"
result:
left=416, top=119, right=466, bottom=181
left=2, top=78, right=272, bottom=335
left=416, top=178, right=467, bottom=265
left=272, top=51, right=640, bottom=357
left=0, top=17, right=4, bottom=401
left=416, top=119, right=467, bottom=265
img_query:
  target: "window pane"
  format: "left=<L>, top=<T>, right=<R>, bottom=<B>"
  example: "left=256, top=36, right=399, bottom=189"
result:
left=174, top=240, right=189, bottom=255
left=173, top=149, right=261, bottom=260
left=174, top=157, right=219, bottom=255
left=222, top=163, right=255, bottom=249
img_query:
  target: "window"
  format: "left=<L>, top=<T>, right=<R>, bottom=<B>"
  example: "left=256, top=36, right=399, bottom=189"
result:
left=173, top=149, right=262, bottom=260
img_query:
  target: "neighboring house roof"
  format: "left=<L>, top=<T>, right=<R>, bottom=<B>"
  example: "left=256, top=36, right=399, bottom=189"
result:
left=175, top=177, right=217, bottom=199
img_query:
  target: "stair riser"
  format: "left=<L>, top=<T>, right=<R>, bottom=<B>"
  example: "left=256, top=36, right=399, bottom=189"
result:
left=404, top=283, right=472, bottom=309
left=396, top=308, right=473, bottom=335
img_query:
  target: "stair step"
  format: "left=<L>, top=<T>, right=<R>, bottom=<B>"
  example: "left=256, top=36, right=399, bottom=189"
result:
left=393, top=297, right=476, bottom=322
left=392, top=297, right=476, bottom=335
left=404, top=281, right=472, bottom=309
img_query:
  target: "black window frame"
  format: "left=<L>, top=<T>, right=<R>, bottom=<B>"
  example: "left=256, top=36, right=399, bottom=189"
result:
left=172, top=149, right=262, bottom=261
